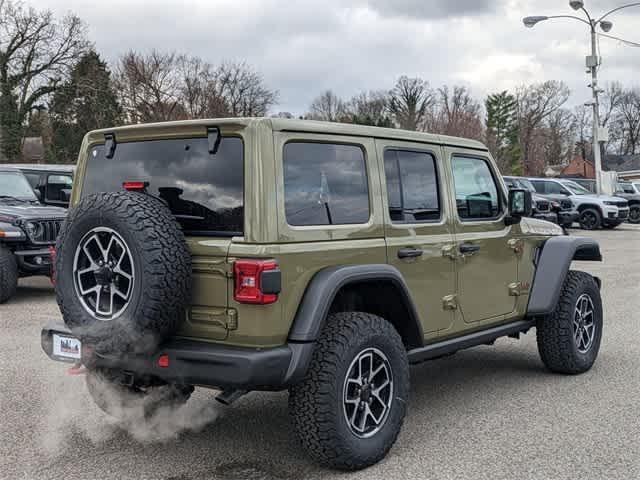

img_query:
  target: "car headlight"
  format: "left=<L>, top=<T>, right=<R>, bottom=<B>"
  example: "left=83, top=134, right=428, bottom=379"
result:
left=24, top=221, right=42, bottom=238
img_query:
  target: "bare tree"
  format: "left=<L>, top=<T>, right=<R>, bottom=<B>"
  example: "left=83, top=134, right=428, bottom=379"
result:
left=516, top=81, right=570, bottom=175
left=215, top=61, right=278, bottom=117
left=115, top=50, right=185, bottom=123
left=389, top=76, right=434, bottom=131
left=344, top=90, right=392, bottom=126
left=432, top=85, right=484, bottom=140
left=541, top=108, right=576, bottom=166
left=307, top=90, right=346, bottom=122
left=178, top=56, right=228, bottom=118
left=0, top=0, right=87, bottom=158
left=615, top=88, right=640, bottom=155
left=573, top=105, right=592, bottom=160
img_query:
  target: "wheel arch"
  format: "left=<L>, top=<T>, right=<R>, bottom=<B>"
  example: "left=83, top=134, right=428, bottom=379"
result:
left=576, top=203, right=602, bottom=214
left=287, top=264, right=423, bottom=350
left=527, top=236, right=602, bottom=316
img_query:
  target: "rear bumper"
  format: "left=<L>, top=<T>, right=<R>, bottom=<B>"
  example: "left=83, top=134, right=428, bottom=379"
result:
left=41, top=322, right=314, bottom=390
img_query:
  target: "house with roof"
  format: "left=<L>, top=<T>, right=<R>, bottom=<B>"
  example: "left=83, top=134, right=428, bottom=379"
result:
left=603, top=154, right=640, bottom=181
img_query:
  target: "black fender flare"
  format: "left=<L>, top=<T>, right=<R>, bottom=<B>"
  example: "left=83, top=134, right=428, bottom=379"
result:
left=287, top=264, right=423, bottom=344
left=527, top=236, right=602, bottom=316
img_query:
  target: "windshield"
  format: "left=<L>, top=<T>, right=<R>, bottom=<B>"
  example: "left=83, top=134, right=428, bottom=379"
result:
left=0, top=171, right=38, bottom=200
left=516, top=178, right=536, bottom=193
left=561, top=180, right=590, bottom=195
left=634, top=183, right=640, bottom=193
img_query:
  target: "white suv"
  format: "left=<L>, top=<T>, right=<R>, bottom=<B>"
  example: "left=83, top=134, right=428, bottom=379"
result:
left=529, top=178, right=629, bottom=230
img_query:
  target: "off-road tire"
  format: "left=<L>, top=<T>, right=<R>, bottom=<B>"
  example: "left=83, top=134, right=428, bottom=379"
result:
left=55, top=191, right=191, bottom=355
left=628, top=205, right=640, bottom=224
left=85, top=368, right=192, bottom=420
left=536, top=270, right=603, bottom=374
left=579, top=207, right=602, bottom=230
left=289, top=312, right=409, bottom=470
left=0, top=246, right=18, bottom=304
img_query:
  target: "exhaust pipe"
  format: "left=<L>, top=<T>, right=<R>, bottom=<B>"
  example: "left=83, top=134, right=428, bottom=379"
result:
left=215, top=389, right=247, bottom=406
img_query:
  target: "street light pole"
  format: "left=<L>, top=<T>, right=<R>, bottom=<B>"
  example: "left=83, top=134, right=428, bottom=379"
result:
left=523, top=1, right=640, bottom=195
left=588, top=20, right=603, bottom=195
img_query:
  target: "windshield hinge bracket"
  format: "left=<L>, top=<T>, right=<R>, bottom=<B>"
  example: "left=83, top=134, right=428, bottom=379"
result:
left=104, top=133, right=117, bottom=159
left=207, top=127, right=221, bottom=155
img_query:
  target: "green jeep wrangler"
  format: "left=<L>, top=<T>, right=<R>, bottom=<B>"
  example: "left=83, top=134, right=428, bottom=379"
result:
left=42, top=118, right=603, bottom=470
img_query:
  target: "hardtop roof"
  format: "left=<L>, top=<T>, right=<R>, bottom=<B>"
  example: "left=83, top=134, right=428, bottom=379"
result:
left=87, top=117, right=488, bottom=151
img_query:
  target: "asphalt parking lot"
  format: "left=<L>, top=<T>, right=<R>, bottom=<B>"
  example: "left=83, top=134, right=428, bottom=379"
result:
left=1, top=225, right=639, bottom=480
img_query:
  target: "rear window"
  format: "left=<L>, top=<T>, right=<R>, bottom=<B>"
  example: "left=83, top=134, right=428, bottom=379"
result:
left=83, top=137, right=244, bottom=235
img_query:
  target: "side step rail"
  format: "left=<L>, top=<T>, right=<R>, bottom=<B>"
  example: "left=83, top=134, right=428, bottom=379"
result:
left=407, top=319, right=535, bottom=365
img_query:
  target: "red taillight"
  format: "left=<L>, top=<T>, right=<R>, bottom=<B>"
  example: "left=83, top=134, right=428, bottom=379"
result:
left=233, top=259, right=280, bottom=305
left=157, top=354, right=170, bottom=368
left=123, top=181, right=148, bottom=191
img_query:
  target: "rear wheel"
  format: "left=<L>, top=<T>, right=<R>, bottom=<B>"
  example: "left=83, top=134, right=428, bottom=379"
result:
left=579, top=208, right=601, bottom=230
left=289, top=312, right=409, bottom=470
left=628, top=205, right=640, bottom=224
left=0, top=246, right=18, bottom=304
left=85, top=368, right=193, bottom=420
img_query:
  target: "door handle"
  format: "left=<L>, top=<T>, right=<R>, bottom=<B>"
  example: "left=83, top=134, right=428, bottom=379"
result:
left=398, top=248, right=423, bottom=259
left=459, top=243, right=481, bottom=254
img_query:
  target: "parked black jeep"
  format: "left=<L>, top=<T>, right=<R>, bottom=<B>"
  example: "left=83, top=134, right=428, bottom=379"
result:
left=0, top=167, right=66, bottom=302
left=615, top=182, right=640, bottom=224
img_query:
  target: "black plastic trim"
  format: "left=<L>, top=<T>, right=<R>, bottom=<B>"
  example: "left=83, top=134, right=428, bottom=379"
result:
left=288, top=264, right=423, bottom=344
left=260, top=268, right=281, bottom=294
left=527, top=236, right=602, bottom=316
left=41, top=321, right=314, bottom=390
left=407, top=319, right=535, bottom=364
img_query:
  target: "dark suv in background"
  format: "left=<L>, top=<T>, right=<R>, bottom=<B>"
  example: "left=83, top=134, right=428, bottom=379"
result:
left=5, top=164, right=74, bottom=208
left=614, top=182, right=640, bottom=223
left=504, top=176, right=578, bottom=228
left=0, top=167, right=66, bottom=302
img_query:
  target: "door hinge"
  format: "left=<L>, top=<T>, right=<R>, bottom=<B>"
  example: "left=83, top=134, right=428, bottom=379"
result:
left=442, top=294, right=458, bottom=310
left=442, top=244, right=457, bottom=260
left=508, top=281, right=530, bottom=296
left=507, top=238, right=524, bottom=255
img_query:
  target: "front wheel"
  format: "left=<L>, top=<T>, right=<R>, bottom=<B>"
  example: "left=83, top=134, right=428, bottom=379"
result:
left=579, top=208, right=602, bottom=230
left=289, top=312, right=409, bottom=470
left=628, top=205, right=640, bottom=224
left=0, top=246, right=18, bottom=304
left=536, top=271, right=603, bottom=374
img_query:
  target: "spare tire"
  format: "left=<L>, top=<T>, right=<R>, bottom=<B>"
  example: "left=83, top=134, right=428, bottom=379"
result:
left=55, top=191, right=191, bottom=355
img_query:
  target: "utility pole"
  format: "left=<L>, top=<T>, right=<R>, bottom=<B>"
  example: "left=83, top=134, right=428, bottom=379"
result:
left=588, top=21, right=603, bottom=195
left=523, top=1, right=640, bottom=194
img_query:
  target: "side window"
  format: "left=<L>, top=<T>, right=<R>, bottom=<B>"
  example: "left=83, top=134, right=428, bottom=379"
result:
left=547, top=182, right=567, bottom=195
left=283, top=142, right=370, bottom=226
left=530, top=180, right=545, bottom=194
left=452, top=156, right=501, bottom=220
left=45, top=174, right=73, bottom=202
left=384, top=149, right=440, bottom=222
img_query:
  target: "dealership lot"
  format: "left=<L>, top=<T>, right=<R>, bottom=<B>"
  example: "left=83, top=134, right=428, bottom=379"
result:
left=1, top=226, right=639, bottom=480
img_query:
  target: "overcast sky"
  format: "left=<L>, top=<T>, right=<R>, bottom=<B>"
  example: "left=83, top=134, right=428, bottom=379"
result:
left=31, top=0, right=640, bottom=114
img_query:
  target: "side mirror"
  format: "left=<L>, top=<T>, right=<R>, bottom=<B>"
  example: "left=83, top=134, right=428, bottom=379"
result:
left=505, top=189, right=532, bottom=225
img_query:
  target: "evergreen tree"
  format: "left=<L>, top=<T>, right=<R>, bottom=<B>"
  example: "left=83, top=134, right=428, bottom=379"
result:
left=48, top=50, right=121, bottom=163
left=485, top=91, right=521, bottom=175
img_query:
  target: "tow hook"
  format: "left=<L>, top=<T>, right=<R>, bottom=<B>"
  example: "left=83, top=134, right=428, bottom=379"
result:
left=67, top=362, right=86, bottom=375
left=215, top=389, right=247, bottom=406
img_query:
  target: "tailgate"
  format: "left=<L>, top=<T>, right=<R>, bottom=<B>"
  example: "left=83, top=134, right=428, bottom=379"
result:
left=177, top=238, right=234, bottom=341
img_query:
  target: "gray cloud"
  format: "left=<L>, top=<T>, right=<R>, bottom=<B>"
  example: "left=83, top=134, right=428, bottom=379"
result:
left=365, top=0, right=499, bottom=19
left=26, top=0, right=640, bottom=115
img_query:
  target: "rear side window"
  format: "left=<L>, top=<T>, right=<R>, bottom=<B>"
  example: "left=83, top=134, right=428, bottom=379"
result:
left=384, top=149, right=440, bottom=222
left=83, top=137, right=244, bottom=235
left=283, top=142, right=370, bottom=226
left=452, top=156, right=501, bottom=219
